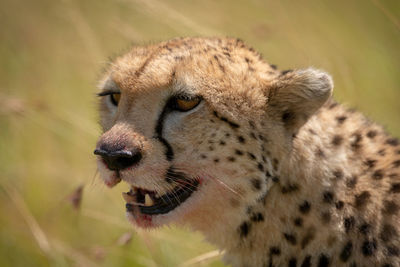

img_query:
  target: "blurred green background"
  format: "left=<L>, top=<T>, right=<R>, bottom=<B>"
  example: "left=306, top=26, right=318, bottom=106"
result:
left=0, top=0, right=399, bottom=266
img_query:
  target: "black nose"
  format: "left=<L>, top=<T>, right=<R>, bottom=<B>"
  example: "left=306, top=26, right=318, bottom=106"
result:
left=94, top=147, right=142, bottom=171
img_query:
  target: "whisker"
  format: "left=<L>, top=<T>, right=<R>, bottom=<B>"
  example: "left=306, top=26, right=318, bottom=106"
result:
left=207, top=175, right=245, bottom=200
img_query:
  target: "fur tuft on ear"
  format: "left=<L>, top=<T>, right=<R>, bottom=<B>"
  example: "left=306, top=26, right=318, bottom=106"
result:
left=266, top=68, right=333, bottom=133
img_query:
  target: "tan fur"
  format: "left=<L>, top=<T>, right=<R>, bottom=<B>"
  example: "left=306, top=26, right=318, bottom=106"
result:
left=95, top=37, right=400, bottom=266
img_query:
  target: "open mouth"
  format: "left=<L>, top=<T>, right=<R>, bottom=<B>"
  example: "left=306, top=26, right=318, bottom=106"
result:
left=123, top=177, right=199, bottom=215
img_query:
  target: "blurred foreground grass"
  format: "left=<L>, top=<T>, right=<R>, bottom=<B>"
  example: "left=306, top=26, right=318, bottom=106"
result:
left=0, top=0, right=399, bottom=266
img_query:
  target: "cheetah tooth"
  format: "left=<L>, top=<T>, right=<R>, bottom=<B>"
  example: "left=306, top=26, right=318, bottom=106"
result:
left=144, top=193, right=154, bottom=207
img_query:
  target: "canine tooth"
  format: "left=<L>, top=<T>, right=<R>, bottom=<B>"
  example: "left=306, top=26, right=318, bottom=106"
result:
left=144, top=194, right=154, bottom=207
left=122, top=192, right=136, bottom=204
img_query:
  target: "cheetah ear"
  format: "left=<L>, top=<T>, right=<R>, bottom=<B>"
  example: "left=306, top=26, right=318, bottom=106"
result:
left=266, top=68, right=333, bottom=133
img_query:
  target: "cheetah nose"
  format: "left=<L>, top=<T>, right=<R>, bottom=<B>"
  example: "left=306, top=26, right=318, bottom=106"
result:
left=94, top=146, right=142, bottom=171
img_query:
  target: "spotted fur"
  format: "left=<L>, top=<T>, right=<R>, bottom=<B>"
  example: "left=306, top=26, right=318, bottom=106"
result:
left=95, top=37, right=400, bottom=267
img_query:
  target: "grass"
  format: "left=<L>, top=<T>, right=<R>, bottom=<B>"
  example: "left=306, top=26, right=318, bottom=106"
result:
left=0, top=0, right=398, bottom=266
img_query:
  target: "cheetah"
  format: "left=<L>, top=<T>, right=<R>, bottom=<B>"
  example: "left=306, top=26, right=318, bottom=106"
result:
left=94, top=37, right=400, bottom=267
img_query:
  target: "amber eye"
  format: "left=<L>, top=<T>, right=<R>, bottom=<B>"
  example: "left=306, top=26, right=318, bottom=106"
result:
left=172, top=96, right=201, bottom=111
left=110, top=93, right=121, bottom=106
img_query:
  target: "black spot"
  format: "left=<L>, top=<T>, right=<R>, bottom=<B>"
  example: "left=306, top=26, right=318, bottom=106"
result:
left=228, top=121, right=240, bottom=129
left=288, top=258, right=297, bottom=267
left=355, top=191, right=371, bottom=208
left=372, top=169, right=384, bottom=180
left=239, top=221, right=251, bottom=238
left=220, top=116, right=228, bottom=122
left=250, top=212, right=264, bottom=222
left=282, top=111, right=294, bottom=123
left=299, top=201, right=311, bottom=214
left=300, top=255, right=311, bottom=267
left=238, top=136, right=246, bottom=143
left=333, top=170, right=344, bottom=179
left=335, top=201, right=344, bottom=210
left=301, top=231, right=315, bottom=249
left=270, top=64, right=278, bottom=70
left=235, top=149, right=243, bottom=155
left=390, top=183, right=400, bottom=193
left=380, top=224, right=397, bottom=242
left=219, top=140, right=226, bottom=146
left=323, top=191, right=334, bottom=204
left=251, top=178, right=262, bottom=191
left=257, top=163, right=264, bottom=172
left=227, top=157, right=236, bottom=162
left=382, top=264, right=394, bottom=267
left=346, top=176, right=358, bottom=189
left=383, top=200, right=399, bottom=215
left=340, top=241, right=353, bottom=262
left=336, top=115, right=347, bottom=124
left=351, top=133, right=362, bottom=149
left=213, top=158, right=219, bottom=163
left=317, top=254, right=329, bottom=267
left=283, top=233, right=297, bottom=245
left=250, top=132, right=257, bottom=139
left=362, top=239, right=377, bottom=256
left=270, top=246, right=281, bottom=255
left=359, top=223, right=371, bottom=235
left=332, top=135, right=343, bottom=146
left=386, top=138, right=399, bottom=146
left=293, top=217, right=303, bottom=227
left=273, top=158, right=279, bottom=170
left=344, top=217, right=355, bottom=233
left=281, top=184, right=299, bottom=194
left=364, top=159, right=377, bottom=169
left=247, top=152, right=256, bottom=160
left=281, top=69, right=293, bottom=75
left=217, top=115, right=240, bottom=129
left=366, top=130, right=377, bottom=138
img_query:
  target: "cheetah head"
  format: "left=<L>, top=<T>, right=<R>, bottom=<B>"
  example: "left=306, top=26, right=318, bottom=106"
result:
left=94, top=38, right=332, bottom=235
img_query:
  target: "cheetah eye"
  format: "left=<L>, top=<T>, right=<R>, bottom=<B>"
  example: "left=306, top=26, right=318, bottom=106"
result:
left=170, top=96, right=202, bottom=112
left=97, top=91, right=121, bottom=106
left=109, top=93, right=121, bottom=106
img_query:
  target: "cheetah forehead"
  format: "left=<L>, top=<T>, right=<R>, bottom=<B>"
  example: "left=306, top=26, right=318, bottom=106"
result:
left=99, top=37, right=280, bottom=116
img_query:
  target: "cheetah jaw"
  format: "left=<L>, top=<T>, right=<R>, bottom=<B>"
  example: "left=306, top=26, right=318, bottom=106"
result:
left=123, top=179, right=200, bottom=216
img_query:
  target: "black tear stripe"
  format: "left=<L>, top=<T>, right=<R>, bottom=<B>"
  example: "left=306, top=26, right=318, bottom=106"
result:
left=155, top=101, right=174, bottom=161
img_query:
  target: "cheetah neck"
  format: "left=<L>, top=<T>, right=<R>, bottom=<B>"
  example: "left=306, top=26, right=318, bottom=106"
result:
left=206, top=102, right=397, bottom=266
